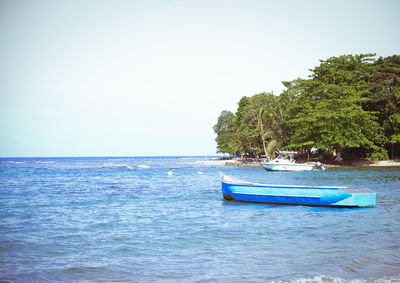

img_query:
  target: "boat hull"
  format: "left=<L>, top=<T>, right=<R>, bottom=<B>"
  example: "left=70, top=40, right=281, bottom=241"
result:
left=221, top=175, right=376, bottom=208
left=261, top=163, right=313, bottom=171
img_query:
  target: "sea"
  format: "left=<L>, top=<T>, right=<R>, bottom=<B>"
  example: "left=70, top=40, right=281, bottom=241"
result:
left=0, top=156, right=399, bottom=282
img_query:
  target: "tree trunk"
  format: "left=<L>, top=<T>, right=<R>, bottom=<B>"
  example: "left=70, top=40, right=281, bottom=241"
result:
left=335, top=147, right=343, bottom=162
left=258, top=115, right=269, bottom=159
left=262, top=139, right=268, bottom=158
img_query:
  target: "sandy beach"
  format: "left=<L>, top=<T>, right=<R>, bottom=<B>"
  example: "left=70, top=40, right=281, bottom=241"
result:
left=368, top=160, right=400, bottom=167
left=199, top=158, right=400, bottom=168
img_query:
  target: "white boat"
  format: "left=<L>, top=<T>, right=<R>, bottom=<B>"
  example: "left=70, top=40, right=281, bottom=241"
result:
left=260, top=151, right=318, bottom=172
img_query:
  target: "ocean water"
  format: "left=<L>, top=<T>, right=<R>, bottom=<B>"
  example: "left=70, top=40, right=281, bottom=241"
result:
left=0, top=157, right=399, bottom=282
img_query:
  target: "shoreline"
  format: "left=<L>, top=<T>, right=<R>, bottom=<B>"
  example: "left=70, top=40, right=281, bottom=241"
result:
left=200, top=158, right=400, bottom=168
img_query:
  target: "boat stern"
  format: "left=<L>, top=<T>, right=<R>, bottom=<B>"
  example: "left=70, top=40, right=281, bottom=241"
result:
left=330, top=191, right=376, bottom=207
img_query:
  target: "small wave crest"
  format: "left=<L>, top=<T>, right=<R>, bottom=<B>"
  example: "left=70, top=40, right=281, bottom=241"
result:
left=342, top=257, right=400, bottom=279
left=5, top=161, right=24, bottom=164
left=102, top=163, right=133, bottom=170
left=274, top=258, right=400, bottom=283
left=137, top=165, right=150, bottom=169
left=271, top=274, right=400, bottom=283
left=271, top=275, right=345, bottom=283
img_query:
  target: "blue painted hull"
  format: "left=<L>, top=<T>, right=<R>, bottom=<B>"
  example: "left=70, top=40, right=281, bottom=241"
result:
left=221, top=175, right=376, bottom=207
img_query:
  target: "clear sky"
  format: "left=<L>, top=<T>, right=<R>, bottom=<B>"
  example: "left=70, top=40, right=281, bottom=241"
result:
left=1, top=0, right=399, bottom=157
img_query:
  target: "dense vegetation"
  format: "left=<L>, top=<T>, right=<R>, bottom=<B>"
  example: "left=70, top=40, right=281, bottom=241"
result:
left=214, top=54, right=400, bottom=161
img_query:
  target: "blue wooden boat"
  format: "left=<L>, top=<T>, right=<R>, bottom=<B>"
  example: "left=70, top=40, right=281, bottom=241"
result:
left=221, top=174, right=376, bottom=208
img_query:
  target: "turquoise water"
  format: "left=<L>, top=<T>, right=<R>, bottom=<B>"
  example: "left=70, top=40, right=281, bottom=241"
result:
left=1, top=157, right=399, bottom=282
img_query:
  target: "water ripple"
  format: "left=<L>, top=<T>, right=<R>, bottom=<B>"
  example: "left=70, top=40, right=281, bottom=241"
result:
left=1, top=157, right=399, bottom=282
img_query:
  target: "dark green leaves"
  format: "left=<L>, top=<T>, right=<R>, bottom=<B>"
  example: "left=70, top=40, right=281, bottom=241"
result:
left=214, top=53, right=399, bottom=160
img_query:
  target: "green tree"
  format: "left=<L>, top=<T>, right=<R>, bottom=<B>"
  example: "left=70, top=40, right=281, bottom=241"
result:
left=214, top=53, right=399, bottom=161
left=235, top=93, right=278, bottom=157
left=367, top=55, right=400, bottom=157
left=256, top=93, right=290, bottom=158
left=235, top=96, right=264, bottom=157
left=285, top=54, right=387, bottom=160
left=213, top=110, right=237, bottom=155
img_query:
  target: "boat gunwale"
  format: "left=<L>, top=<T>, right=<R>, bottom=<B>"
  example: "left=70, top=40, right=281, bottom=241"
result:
left=221, top=174, right=375, bottom=194
left=222, top=175, right=348, bottom=190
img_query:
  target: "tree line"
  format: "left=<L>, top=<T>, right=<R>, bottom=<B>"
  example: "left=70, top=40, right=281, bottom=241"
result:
left=213, top=54, right=400, bottom=161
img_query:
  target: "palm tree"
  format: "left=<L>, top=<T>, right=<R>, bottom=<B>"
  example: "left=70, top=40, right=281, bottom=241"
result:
left=257, top=107, right=281, bottom=159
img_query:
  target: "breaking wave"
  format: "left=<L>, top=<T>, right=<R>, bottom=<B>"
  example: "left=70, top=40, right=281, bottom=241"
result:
left=271, top=275, right=400, bottom=283
left=101, top=163, right=133, bottom=170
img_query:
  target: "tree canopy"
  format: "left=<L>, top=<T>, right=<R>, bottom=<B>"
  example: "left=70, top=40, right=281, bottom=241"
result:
left=214, top=54, right=400, bottom=161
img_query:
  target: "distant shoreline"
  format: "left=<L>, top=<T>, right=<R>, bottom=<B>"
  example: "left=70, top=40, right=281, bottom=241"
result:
left=202, top=158, right=400, bottom=168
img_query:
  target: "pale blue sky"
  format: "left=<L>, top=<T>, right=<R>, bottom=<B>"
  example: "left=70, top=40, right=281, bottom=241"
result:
left=1, top=0, right=399, bottom=157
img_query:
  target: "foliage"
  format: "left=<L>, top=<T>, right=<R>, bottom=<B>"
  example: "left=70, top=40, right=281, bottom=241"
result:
left=234, top=93, right=275, bottom=156
left=213, top=110, right=236, bottom=155
left=367, top=55, right=400, bottom=144
left=284, top=54, right=386, bottom=159
left=214, top=53, right=399, bottom=161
